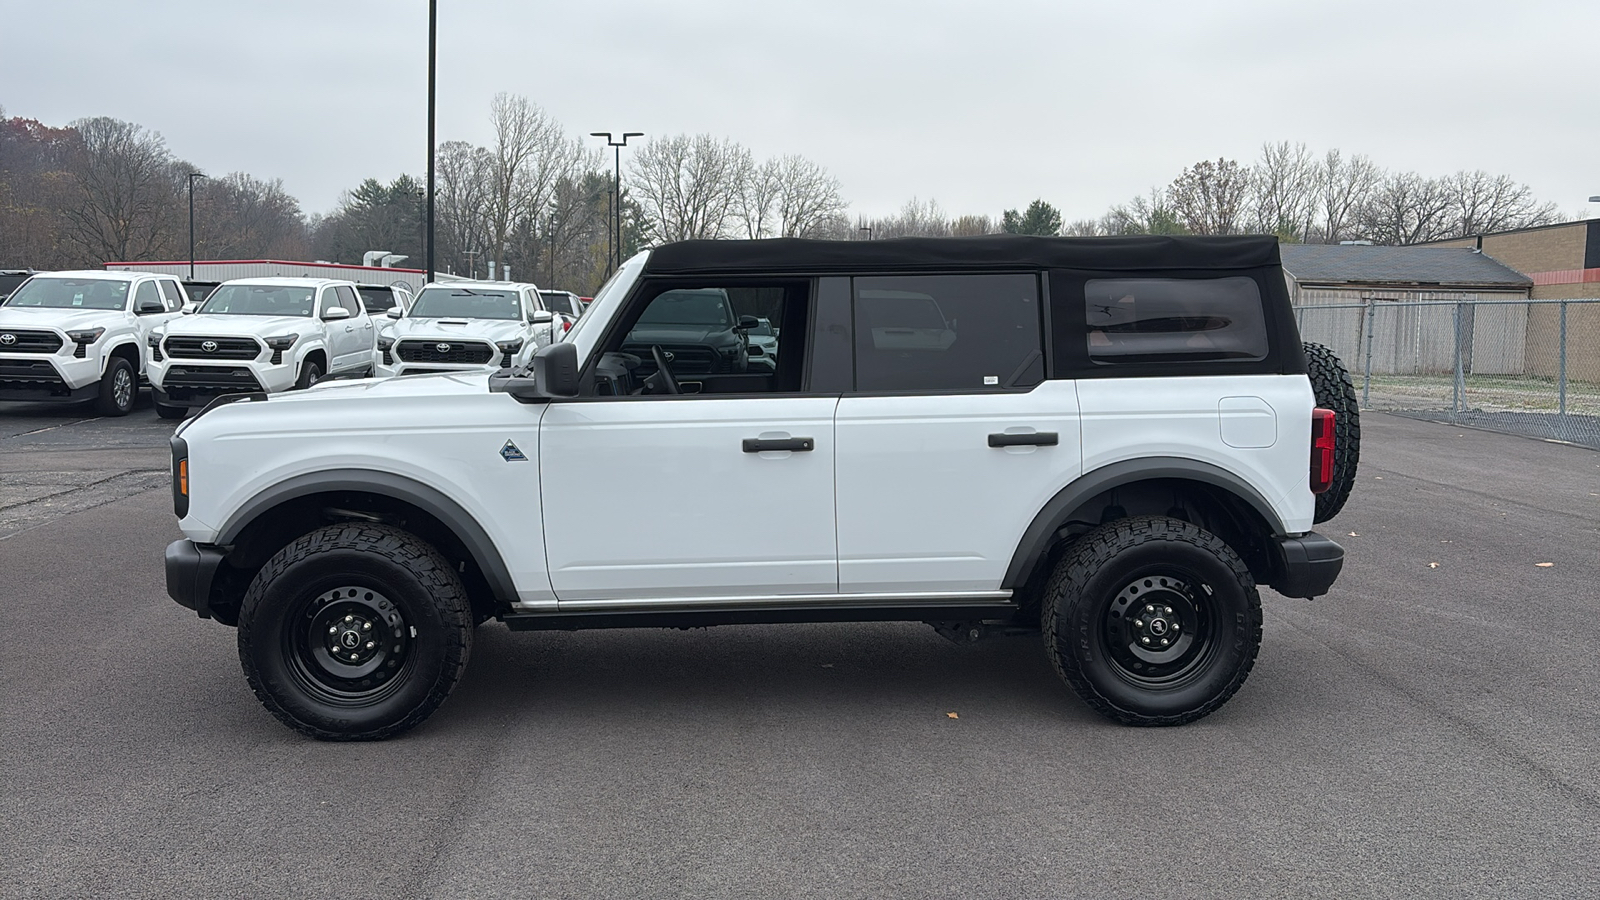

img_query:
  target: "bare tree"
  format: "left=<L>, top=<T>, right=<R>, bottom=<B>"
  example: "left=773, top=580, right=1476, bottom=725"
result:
left=1316, top=149, right=1381, bottom=244
left=628, top=134, right=752, bottom=241
left=736, top=158, right=782, bottom=239
left=1443, top=170, right=1561, bottom=237
left=1355, top=171, right=1454, bottom=245
left=199, top=172, right=309, bottom=259
left=483, top=93, right=582, bottom=272
left=1251, top=142, right=1318, bottom=239
left=771, top=155, right=847, bottom=237
left=1167, top=158, right=1250, bottom=235
left=950, top=214, right=997, bottom=236
left=60, top=117, right=182, bottom=262
left=1105, top=188, right=1187, bottom=235
left=434, top=140, right=494, bottom=275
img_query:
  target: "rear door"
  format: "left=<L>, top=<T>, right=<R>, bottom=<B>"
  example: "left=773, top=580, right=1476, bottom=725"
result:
left=833, top=273, right=1083, bottom=595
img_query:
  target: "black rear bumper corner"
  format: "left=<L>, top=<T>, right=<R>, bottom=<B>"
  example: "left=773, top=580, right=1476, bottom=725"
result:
left=1270, top=532, right=1344, bottom=599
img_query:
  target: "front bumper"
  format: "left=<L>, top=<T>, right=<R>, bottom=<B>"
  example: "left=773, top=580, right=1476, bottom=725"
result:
left=1270, top=532, right=1344, bottom=598
left=0, top=352, right=104, bottom=400
left=150, top=359, right=295, bottom=406
left=165, top=539, right=227, bottom=618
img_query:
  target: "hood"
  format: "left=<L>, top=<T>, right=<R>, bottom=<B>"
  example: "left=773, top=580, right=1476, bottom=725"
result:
left=270, top=369, right=492, bottom=403
left=0, top=307, right=128, bottom=333
left=390, top=318, right=527, bottom=344
left=162, top=314, right=311, bottom=339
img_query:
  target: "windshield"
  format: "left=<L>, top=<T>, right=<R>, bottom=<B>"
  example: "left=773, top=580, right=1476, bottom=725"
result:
left=636, top=290, right=732, bottom=327
left=749, top=319, right=773, bottom=336
left=410, top=288, right=522, bottom=320
left=199, top=284, right=316, bottom=317
left=4, top=277, right=130, bottom=311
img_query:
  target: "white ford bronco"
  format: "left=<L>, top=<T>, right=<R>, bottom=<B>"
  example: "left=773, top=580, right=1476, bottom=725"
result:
left=165, top=235, right=1357, bottom=740
left=0, top=270, right=185, bottom=415
left=374, top=280, right=558, bottom=378
left=147, top=277, right=379, bottom=418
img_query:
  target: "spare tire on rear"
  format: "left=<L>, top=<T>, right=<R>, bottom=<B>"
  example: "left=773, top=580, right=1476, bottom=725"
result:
left=1303, top=341, right=1359, bottom=523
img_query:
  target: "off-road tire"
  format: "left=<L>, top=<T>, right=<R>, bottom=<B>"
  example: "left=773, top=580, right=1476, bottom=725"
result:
left=155, top=401, right=186, bottom=420
left=1304, top=340, right=1360, bottom=523
left=1042, top=516, right=1262, bottom=727
left=295, top=359, right=323, bottom=390
left=94, top=356, right=136, bottom=416
left=236, top=523, right=472, bottom=741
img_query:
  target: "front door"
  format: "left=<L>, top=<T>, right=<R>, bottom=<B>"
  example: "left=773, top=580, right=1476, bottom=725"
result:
left=539, top=278, right=835, bottom=604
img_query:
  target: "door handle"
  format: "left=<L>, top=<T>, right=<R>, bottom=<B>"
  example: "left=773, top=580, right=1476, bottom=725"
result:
left=988, top=432, right=1058, bottom=447
left=743, top=437, right=815, bottom=453
left=345, top=325, right=355, bottom=332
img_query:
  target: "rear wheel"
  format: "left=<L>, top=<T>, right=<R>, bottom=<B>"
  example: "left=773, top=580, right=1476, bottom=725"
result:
left=236, top=523, right=472, bottom=741
left=1043, top=516, right=1262, bottom=726
left=1303, top=341, right=1360, bottom=523
left=94, top=357, right=136, bottom=416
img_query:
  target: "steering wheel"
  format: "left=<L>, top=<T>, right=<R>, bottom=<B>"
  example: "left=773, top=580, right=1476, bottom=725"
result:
left=649, top=345, right=680, bottom=395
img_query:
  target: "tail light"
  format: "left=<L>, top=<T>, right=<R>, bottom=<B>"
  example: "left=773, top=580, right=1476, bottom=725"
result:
left=1310, top=408, right=1335, bottom=494
left=562, top=319, right=572, bottom=333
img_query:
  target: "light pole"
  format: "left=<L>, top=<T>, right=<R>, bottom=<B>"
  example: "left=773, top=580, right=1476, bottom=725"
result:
left=425, top=0, right=437, bottom=284
left=590, top=131, right=643, bottom=275
left=858, top=219, right=873, bottom=241
left=186, top=172, right=206, bottom=279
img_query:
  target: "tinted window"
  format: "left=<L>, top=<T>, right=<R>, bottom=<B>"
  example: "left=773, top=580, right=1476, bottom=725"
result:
left=158, top=280, right=185, bottom=310
left=602, top=284, right=801, bottom=395
left=853, top=274, right=1042, bottom=392
left=540, top=291, right=576, bottom=316
left=1085, top=277, right=1267, bottom=363
left=6, top=277, right=130, bottom=310
left=336, top=285, right=362, bottom=316
left=134, top=280, right=162, bottom=311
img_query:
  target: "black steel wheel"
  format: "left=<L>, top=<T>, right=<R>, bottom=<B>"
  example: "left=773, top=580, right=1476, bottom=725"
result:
left=95, top=356, right=136, bottom=416
left=237, top=523, right=472, bottom=741
left=1304, top=341, right=1360, bottom=523
left=1043, top=516, right=1262, bottom=726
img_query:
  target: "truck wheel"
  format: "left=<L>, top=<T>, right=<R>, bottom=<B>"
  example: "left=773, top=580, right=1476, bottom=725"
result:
left=236, top=523, right=472, bottom=741
left=155, top=401, right=186, bottom=420
left=1304, top=341, right=1360, bottom=523
left=295, top=359, right=323, bottom=390
left=1042, top=516, right=1262, bottom=726
left=94, top=357, right=136, bottom=416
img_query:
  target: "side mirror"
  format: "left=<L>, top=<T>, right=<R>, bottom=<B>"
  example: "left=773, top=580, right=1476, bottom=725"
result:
left=736, top=315, right=759, bottom=331
left=490, top=341, right=579, bottom=402
left=323, top=306, right=352, bottom=321
left=181, top=306, right=195, bottom=315
left=386, top=307, right=403, bottom=319
left=747, top=344, right=765, bottom=357
left=137, top=299, right=166, bottom=314
left=531, top=310, right=554, bottom=325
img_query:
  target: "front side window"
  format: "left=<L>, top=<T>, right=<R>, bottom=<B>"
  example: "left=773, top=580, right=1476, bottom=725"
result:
left=853, top=274, right=1043, bottom=392
left=199, top=284, right=315, bottom=317
left=336, top=285, right=362, bottom=316
left=133, top=280, right=162, bottom=312
left=5, top=277, right=130, bottom=311
left=1085, top=277, right=1267, bottom=363
left=410, top=287, right=522, bottom=320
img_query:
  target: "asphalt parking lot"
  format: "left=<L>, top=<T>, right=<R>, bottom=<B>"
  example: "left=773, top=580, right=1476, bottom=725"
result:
left=2, top=396, right=1598, bottom=898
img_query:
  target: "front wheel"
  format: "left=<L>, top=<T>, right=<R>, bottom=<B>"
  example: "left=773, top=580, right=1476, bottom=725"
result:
left=236, top=523, right=472, bottom=741
left=295, top=359, right=323, bottom=390
left=155, top=400, right=186, bottom=420
left=1042, top=516, right=1262, bottom=726
left=94, top=357, right=136, bottom=416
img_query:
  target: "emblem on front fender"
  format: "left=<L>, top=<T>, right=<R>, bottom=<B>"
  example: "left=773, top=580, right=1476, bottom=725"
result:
left=500, top=440, right=527, bottom=462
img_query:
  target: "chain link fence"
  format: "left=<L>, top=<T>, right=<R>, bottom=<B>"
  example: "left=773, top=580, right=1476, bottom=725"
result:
left=1294, top=298, right=1600, bottom=449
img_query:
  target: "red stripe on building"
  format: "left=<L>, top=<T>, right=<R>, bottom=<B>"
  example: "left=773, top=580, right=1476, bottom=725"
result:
left=1529, top=268, right=1600, bottom=285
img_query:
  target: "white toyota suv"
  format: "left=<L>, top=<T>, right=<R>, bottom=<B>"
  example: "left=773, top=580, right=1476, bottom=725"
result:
left=165, top=235, right=1358, bottom=740
left=0, top=270, right=184, bottom=416
left=375, top=280, right=557, bottom=378
left=147, top=277, right=377, bottom=417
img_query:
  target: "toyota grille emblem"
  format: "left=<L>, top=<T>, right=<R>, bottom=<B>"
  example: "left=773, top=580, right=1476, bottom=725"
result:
left=436, top=343, right=452, bottom=353
left=0, top=333, right=15, bottom=345
left=201, top=340, right=218, bottom=353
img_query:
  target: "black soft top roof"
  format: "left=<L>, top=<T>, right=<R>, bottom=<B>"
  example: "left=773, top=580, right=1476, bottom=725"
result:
left=644, top=234, right=1283, bottom=276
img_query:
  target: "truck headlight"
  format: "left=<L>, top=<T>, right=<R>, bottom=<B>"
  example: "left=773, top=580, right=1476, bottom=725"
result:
left=265, top=334, right=298, bottom=366
left=147, top=331, right=164, bottom=362
left=377, top=337, right=395, bottom=366
left=495, top=339, right=524, bottom=367
left=66, top=327, right=104, bottom=359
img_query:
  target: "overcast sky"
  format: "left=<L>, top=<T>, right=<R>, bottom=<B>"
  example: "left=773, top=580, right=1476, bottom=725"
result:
left=3, top=0, right=1596, bottom=222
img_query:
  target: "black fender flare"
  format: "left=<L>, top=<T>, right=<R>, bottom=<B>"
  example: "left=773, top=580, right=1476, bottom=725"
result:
left=216, top=469, right=518, bottom=604
left=1000, top=457, right=1288, bottom=590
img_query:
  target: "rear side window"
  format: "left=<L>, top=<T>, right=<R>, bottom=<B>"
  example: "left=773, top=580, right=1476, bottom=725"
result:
left=852, top=274, right=1043, bottom=392
left=357, top=286, right=396, bottom=314
left=158, top=279, right=185, bottom=310
left=1085, top=277, right=1267, bottom=363
left=336, top=285, right=362, bottom=316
